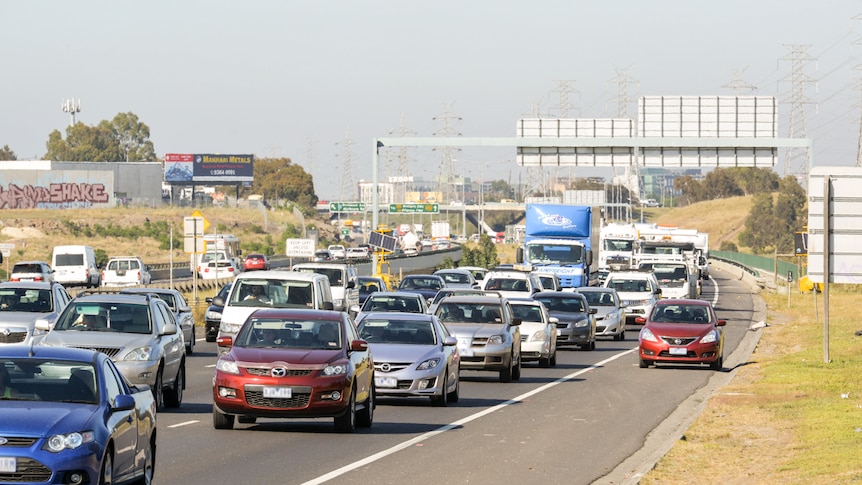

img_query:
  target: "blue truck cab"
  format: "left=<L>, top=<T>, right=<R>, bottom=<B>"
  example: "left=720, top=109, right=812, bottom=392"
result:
left=517, top=204, right=598, bottom=288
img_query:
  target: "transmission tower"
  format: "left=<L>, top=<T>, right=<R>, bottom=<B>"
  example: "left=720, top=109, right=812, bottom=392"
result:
left=779, top=44, right=817, bottom=180
left=388, top=115, right=416, bottom=203
left=432, top=103, right=462, bottom=204
left=853, top=14, right=862, bottom=167
left=548, top=80, right=580, bottom=193
left=723, top=66, right=758, bottom=95
left=337, top=131, right=356, bottom=201
left=605, top=67, right=641, bottom=209
left=522, top=99, right=547, bottom=197
left=304, top=135, right=317, bottom=189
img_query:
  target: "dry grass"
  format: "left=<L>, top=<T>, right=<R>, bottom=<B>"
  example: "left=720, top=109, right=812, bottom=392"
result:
left=650, top=196, right=753, bottom=250
left=642, top=288, right=862, bottom=484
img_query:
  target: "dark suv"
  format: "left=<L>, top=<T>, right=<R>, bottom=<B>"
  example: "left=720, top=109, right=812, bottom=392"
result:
left=205, top=282, right=232, bottom=342
left=433, top=294, right=522, bottom=382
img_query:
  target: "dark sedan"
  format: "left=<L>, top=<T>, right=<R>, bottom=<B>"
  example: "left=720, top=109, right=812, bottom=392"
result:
left=205, top=282, right=233, bottom=342
left=213, top=308, right=374, bottom=432
left=0, top=346, right=156, bottom=484
left=397, top=274, right=446, bottom=305
left=532, top=291, right=597, bottom=350
left=637, top=299, right=726, bottom=370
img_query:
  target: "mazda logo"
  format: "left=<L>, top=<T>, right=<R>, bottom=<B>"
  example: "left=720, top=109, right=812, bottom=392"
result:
left=380, top=363, right=391, bottom=372
left=271, top=367, right=286, bottom=377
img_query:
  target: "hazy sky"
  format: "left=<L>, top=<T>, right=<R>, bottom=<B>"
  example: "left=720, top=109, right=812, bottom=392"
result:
left=3, top=1, right=860, bottom=199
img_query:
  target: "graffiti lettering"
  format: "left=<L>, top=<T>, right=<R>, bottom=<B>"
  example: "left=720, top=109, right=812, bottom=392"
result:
left=0, top=183, right=109, bottom=209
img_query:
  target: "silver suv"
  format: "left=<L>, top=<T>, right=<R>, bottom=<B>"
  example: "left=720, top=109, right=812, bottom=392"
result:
left=434, top=294, right=522, bottom=383
left=37, top=291, right=186, bottom=409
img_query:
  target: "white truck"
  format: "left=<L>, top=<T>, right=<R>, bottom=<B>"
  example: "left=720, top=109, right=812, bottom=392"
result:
left=598, top=223, right=640, bottom=276
left=431, top=220, right=451, bottom=240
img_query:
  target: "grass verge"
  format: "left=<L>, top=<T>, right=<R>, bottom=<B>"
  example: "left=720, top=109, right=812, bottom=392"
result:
left=641, top=285, right=862, bottom=484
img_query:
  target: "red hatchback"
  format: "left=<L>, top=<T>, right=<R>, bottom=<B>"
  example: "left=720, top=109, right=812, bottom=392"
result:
left=213, top=308, right=375, bottom=432
left=636, top=299, right=725, bottom=370
left=243, top=253, right=270, bottom=271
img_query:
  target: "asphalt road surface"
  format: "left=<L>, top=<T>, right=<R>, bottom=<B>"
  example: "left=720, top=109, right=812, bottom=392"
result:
left=151, top=263, right=760, bottom=485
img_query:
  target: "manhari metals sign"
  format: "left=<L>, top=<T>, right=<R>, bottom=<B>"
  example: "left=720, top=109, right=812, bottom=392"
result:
left=164, top=153, right=254, bottom=183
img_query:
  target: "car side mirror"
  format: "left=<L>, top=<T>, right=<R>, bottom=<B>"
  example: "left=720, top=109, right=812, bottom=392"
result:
left=322, top=302, right=334, bottom=311
left=589, top=308, right=597, bottom=314
left=161, top=322, right=178, bottom=336
left=180, top=305, right=191, bottom=313
left=549, top=316, right=559, bottom=324
left=217, top=336, right=233, bottom=348
left=350, top=339, right=369, bottom=352
left=35, top=319, right=52, bottom=332
left=443, top=336, right=458, bottom=346
left=113, top=394, right=136, bottom=411
left=716, top=319, right=727, bottom=327
left=511, top=317, right=522, bottom=326
left=213, top=296, right=225, bottom=306
left=346, top=281, right=355, bottom=289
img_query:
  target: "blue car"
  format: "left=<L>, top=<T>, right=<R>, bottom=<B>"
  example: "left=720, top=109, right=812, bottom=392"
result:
left=0, top=346, right=157, bottom=484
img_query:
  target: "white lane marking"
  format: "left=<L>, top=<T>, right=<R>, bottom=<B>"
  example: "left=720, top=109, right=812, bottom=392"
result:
left=302, top=347, right=639, bottom=485
left=168, top=420, right=199, bottom=428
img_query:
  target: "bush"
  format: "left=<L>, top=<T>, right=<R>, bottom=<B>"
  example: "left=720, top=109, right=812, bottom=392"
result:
left=719, top=241, right=738, bottom=252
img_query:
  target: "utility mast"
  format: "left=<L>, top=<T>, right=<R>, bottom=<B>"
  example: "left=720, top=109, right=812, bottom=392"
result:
left=388, top=115, right=416, bottom=203
left=548, top=80, right=579, bottom=192
left=62, top=98, right=81, bottom=126
left=723, top=66, right=758, bottom=95
left=337, top=131, right=355, bottom=202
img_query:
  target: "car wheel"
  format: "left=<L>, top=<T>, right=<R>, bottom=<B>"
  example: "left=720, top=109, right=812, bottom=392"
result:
left=639, top=358, right=652, bottom=368
left=334, top=387, right=357, bottom=433
left=587, top=338, right=596, bottom=351
left=237, top=415, right=257, bottom=424
left=710, top=354, right=723, bottom=371
left=186, top=327, right=195, bottom=355
left=163, top=362, right=184, bottom=408
left=431, top=373, right=448, bottom=407
left=550, top=350, right=557, bottom=367
left=152, top=369, right=164, bottom=410
left=512, top=352, right=522, bottom=381
left=447, top=369, right=460, bottom=403
left=213, top=407, right=235, bottom=429
left=499, top=355, right=513, bottom=383
left=356, top=385, right=374, bottom=427
left=539, top=356, right=550, bottom=368
left=100, top=447, right=114, bottom=485
left=135, top=438, right=155, bottom=485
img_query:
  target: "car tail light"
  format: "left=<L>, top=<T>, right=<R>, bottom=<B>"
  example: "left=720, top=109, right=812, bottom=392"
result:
left=10, top=277, right=19, bottom=282
left=34, top=276, right=43, bottom=281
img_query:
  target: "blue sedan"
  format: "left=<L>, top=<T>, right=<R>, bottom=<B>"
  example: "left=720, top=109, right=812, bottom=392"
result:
left=0, top=346, right=157, bottom=484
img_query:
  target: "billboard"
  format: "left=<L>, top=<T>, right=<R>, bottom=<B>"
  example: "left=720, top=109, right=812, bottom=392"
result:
left=516, top=118, right=635, bottom=167
left=164, top=153, right=254, bottom=183
left=807, top=166, right=862, bottom=284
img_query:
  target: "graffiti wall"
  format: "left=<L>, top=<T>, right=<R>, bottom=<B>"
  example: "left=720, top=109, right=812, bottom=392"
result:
left=0, top=165, right=115, bottom=209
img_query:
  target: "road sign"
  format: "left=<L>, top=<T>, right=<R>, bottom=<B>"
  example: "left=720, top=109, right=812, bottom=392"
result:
left=389, top=203, right=439, bottom=214
left=286, top=238, right=316, bottom=258
left=190, top=210, right=211, bottom=232
left=329, top=202, right=366, bottom=213
left=0, top=242, right=14, bottom=258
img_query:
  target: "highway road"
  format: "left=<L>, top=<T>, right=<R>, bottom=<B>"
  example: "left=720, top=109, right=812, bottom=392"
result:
left=150, top=264, right=759, bottom=485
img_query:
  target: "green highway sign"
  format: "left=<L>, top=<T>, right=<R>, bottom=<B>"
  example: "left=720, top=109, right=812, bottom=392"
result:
left=389, top=203, right=439, bottom=214
left=329, top=201, right=366, bottom=213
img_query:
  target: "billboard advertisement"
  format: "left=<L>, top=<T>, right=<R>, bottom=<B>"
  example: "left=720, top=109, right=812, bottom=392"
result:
left=164, top=153, right=254, bottom=183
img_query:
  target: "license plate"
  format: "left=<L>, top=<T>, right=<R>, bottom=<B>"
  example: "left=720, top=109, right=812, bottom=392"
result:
left=375, top=376, right=397, bottom=388
left=263, top=387, right=292, bottom=398
left=0, top=457, right=15, bottom=473
left=669, top=347, right=687, bottom=355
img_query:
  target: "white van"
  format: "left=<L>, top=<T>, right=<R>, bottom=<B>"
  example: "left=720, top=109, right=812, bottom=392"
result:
left=52, top=245, right=100, bottom=287
left=291, top=262, right=359, bottom=315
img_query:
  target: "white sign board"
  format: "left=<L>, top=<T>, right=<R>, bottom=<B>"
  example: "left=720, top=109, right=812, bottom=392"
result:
left=516, top=118, right=635, bottom=167
left=183, top=217, right=205, bottom=237
left=0, top=242, right=14, bottom=258
left=807, top=166, right=862, bottom=284
left=285, top=238, right=316, bottom=258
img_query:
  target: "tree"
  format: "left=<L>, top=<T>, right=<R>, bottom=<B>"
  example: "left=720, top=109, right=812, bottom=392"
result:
left=246, top=157, right=317, bottom=208
left=702, top=169, right=744, bottom=200
left=43, top=112, right=155, bottom=162
left=0, top=145, right=16, bottom=161
left=674, top=175, right=703, bottom=205
left=738, top=193, right=780, bottom=253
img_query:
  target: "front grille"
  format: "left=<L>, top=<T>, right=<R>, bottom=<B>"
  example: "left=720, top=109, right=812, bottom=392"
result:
left=244, top=367, right=312, bottom=377
left=0, top=437, right=38, bottom=447
left=596, top=325, right=607, bottom=332
left=556, top=322, right=568, bottom=329
left=244, top=385, right=312, bottom=408
left=470, top=337, right=488, bottom=346
left=658, top=350, right=697, bottom=358
left=68, top=346, right=121, bottom=358
left=0, top=458, right=52, bottom=482
left=660, top=336, right=697, bottom=346
left=0, top=331, right=27, bottom=344
left=374, top=362, right=412, bottom=373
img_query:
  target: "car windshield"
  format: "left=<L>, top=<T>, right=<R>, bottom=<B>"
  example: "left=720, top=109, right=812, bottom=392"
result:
left=484, top=278, right=529, bottom=292
left=357, top=318, right=437, bottom=345
left=294, top=267, right=343, bottom=287
left=580, top=291, right=616, bottom=307
left=0, top=288, right=53, bottom=313
left=54, top=302, right=152, bottom=334
left=535, top=296, right=585, bottom=313
left=438, top=272, right=470, bottom=284
left=1, top=359, right=98, bottom=404
left=607, top=278, right=651, bottom=292
left=511, top=304, right=543, bottom=323
left=437, top=302, right=503, bottom=324
left=650, top=304, right=712, bottom=323
left=230, top=279, right=314, bottom=308
left=358, top=279, right=382, bottom=296
left=525, top=243, right=585, bottom=265
left=236, top=317, right=342, bottom=350
left=362, top=295, right=423, bottom=313
left=400, top=277, right=443, bottom=291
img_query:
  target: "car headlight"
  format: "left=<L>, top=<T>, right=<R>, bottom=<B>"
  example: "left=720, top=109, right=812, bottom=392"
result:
left=124, top=346, right=153, bottom=361
left=607, top=311, right=619, bottom=320
left=574, top=320, right=589, bottom=328
left=219, top=321, right=242, bottom=334
left=530, top=329, right=546, bottom=342
left=45, top=431, right=95, bottom=452
left=640, top=327, right=659, bottom=343
left=216, top=358, right=240, bottom=375
left=417, top=358, right=441, bottom=370
left=486, top=334, right=504, bottom=345
left=205, top=311, right=222, bottom=321
left=323, top=363, right=348, bottom=376
left=700, top=330, right=719, bottom=344
left=333, top=299, right=345, bottom=308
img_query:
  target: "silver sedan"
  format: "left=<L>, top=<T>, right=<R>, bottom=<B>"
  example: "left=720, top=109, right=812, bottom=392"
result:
left=357, top=312, right=460, bottom=406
